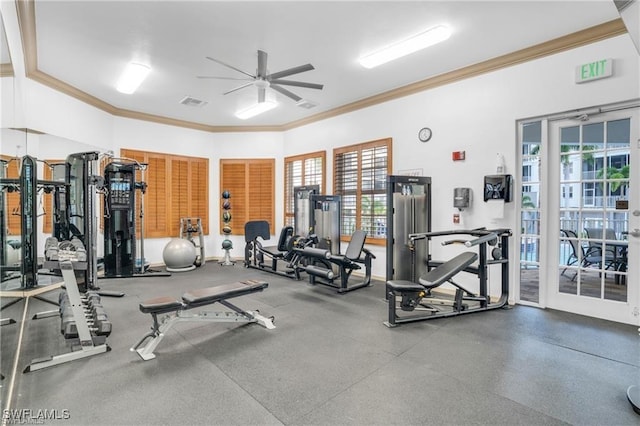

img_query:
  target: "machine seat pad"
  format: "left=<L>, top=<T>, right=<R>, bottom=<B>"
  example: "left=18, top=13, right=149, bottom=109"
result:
left=419, top=252, right=477, bottom=289
left=182, top=280, right=269, bottom=308
left=387, top=280, right=424, bottom=292
left=261, top=245, right=285, bottom=258
left=139, top=297, right=184, bottom=314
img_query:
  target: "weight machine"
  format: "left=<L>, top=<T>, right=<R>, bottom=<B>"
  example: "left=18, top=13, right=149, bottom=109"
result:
left=386, top=175, right=432, bottom=284
left=102, top=158, right=170, bottom=278
left=385, top=228, right=511, bottom=326
left=293, top=185, right=319, bottom=238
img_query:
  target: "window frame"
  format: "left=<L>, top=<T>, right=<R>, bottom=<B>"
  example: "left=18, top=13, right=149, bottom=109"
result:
left=283, top=150, right=326, bottom=227
left=333, top=138, right=392, bottom=246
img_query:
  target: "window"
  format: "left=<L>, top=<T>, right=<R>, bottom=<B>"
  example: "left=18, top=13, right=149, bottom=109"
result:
left=284, top=151, right=325, bottom=227
left=334, top=138, right=391, bottom=245
left=220, top=159, right=274, bottom=235
left=121, top=149, right=209, bottom=238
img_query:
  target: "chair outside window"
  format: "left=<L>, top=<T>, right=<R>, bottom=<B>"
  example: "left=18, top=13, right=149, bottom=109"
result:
left=560, top=229, right=613, bottom=281
left=583, top=227, right=619, bottom=270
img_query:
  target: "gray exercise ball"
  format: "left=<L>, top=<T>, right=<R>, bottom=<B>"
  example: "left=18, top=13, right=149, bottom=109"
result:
left=162, top=238, right=197, bottom=272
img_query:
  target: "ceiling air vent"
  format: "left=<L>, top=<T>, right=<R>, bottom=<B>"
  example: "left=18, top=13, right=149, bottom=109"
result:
left=296, top=99, right=317, bottom=109
left=179, top=96, right=208, bottom=107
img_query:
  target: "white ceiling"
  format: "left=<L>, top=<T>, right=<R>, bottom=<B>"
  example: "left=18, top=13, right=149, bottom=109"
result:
left=16, top=1, right=626, bottom=128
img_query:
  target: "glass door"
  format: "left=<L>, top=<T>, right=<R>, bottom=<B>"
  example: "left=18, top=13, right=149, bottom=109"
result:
left=549, top=108, right=638, bottom=324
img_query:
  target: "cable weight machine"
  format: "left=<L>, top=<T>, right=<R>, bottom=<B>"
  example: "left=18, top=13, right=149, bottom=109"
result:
left=102, top=158, right=170, bottom=278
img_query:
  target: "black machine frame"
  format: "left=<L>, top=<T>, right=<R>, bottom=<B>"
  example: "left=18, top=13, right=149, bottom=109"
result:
left=385, top=228, right=511, bottom=326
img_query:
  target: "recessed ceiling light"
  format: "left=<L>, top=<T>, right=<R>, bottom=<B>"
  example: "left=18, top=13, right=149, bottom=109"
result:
left=116, top=62, right=151, bottom=94
left=358, top=25, right=452, bottom=69
left=235, top=100, right=278, bottom=120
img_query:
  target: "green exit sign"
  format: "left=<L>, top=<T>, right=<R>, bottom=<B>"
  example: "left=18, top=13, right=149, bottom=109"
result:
left=575, top=58, right=613, bottom=83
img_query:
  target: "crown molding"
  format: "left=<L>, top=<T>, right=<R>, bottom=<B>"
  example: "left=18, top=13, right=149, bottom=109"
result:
left=15, top=0, right=628, bottom=134
left=0, top=63, right=14, bottom=77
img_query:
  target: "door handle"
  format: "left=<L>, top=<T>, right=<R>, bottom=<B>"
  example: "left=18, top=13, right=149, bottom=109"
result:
left=629, top=229, right=640, bottom=238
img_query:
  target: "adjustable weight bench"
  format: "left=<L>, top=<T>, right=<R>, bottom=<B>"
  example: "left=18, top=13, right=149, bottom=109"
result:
left=131, top=279, right=275, bottom=360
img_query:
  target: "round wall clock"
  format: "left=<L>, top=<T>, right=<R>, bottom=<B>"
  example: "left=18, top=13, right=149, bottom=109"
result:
left=418, top=127, right=432, bottom=142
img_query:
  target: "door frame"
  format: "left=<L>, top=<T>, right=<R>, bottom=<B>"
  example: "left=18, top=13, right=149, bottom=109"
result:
left=515, top=99, right=640, bottom=325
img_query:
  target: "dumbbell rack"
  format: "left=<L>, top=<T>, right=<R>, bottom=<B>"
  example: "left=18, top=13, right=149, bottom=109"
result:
left=24, top=257, right=110, bottom=373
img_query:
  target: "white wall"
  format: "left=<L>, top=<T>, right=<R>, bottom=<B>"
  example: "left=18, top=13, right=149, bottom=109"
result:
left=284, top=34, right=640, bottom=288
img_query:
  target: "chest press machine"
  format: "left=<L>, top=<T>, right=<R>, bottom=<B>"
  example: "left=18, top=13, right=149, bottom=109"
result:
left=385, top=228, right=511, bottom=326
left=131, top=279, right=275, bottom=360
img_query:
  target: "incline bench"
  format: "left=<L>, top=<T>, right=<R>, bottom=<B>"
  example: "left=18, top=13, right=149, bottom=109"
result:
left=131, top=279, right=275, bottom=360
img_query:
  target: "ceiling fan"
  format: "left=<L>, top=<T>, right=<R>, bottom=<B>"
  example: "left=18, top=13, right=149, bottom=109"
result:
left=198, top=50, right=323, bottom=103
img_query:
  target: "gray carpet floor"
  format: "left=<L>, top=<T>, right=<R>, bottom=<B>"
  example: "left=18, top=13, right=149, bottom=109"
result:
left=1, top=262, right=639, bottom=425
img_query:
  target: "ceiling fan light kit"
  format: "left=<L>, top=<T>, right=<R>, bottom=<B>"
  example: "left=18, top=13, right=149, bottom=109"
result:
left=116, top=62, right=151, bottom=94
left=358, top=24, right=452, bottom=69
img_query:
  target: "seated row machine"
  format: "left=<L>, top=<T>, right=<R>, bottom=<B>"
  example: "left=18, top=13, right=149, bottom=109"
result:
left=131, top=279, right=275, bottom=360
left=385, top=228, right=511, bottom=326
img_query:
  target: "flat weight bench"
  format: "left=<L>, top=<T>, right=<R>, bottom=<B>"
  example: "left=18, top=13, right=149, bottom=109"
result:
left=131, top=279, right=275, bottom=360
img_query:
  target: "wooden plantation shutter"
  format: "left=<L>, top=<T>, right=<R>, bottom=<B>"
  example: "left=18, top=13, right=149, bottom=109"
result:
left=220, top=159, right=274, bottom=235
left=1, top=156, right=21, bottom=236
left=284, top=151, right=325, bottom=227
left=334, top=138, right=391, bottom=245
left=42, top=160, right=64, bottom=234
left=121, top=149, right=208, bottom=238
left=190, top=159, right=209, bottom=234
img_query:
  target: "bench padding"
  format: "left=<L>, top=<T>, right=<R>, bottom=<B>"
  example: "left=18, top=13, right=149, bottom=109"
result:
left=419, top=252, right=477, bottom=289
left=139, top=280, right=268, bottom=314
left=139, top=297, right=184, bottom=314
left=182, top=280, right=268, bottom=308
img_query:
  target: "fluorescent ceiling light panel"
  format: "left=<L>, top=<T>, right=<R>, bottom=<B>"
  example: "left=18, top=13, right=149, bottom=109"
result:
left=116, top=62, right=151, bottom=94
left=235, top=100, right=278, bottom=120
left=359, top=25, right=451, bottom=69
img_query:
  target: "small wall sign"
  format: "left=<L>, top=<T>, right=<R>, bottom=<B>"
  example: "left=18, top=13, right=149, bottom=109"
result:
left=575, top=58, right=613, bottom=84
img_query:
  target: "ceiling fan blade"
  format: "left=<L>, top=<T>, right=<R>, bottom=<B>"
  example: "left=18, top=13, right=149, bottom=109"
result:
left=270, top=84, right=302, bottom=102
left=257, top=50, right=268, bottom=78
left=268, top=64, right=315, bottom=80
left=258, top=87, right=266, bottom=103
left=223, top=82, right=254, bottom=95
left=206, top=56, right=255, bottom=79
left=197, top=76, right=253, bottom=81
left=270, top=79, right=323, bottom=90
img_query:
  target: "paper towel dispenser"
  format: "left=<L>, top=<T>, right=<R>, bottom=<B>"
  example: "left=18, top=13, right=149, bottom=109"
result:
left=453, top=187, right=472, bottom=210
left=484, top=174, right=512, bottom=202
